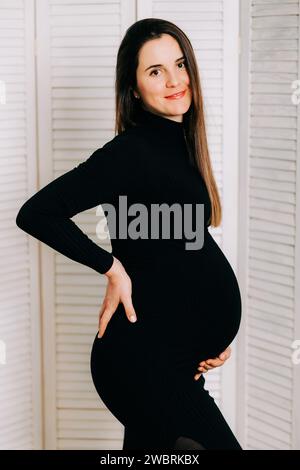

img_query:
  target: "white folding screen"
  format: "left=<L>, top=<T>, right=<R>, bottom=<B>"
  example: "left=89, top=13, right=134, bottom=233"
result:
left=35, top=0, right=135, bottom=450
left=239, top=0, right=300, bottom=450
left=0, top=0, right=42, bottom=450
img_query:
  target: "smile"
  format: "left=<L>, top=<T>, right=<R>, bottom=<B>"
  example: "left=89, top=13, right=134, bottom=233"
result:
left=165, top=90, right=186, bottom=100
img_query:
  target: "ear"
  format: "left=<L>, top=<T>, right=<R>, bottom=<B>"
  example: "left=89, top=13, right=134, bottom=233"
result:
left=130, top=86, right=140, bottom=99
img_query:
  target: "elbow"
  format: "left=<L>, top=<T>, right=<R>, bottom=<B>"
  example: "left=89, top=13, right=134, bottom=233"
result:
left=16, top=201, right=35, bottom=233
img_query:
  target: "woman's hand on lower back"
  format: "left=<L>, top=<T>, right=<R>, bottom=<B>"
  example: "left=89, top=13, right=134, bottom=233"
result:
left=97, top=256, right=137, bottom=338
left=194, top=346, right=232, bottom=381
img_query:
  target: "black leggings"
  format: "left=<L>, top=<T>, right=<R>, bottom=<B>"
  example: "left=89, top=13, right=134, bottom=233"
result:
left=121, top=375, right=242, bottom=451
left=123, top=427, right=207, bottom=450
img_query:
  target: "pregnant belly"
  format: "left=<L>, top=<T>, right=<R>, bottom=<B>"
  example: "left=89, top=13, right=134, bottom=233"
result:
left=127, top=232, right=242, bottom=362
left=180, top=233, right=242, bottom=360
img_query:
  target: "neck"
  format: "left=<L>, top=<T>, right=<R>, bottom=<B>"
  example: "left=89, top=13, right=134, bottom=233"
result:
left=138, top=106, right=185, bottom=135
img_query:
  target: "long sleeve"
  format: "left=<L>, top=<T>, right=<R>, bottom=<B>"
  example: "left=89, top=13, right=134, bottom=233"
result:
left=16, top=132, right=138, bottom=275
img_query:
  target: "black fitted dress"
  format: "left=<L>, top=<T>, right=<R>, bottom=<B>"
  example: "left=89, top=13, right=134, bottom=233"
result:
left=16, top=107, right=242, bottom=450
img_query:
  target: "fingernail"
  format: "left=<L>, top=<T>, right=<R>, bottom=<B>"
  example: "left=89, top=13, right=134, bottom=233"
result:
left=130, top=315, right=137, bottom=323
left=220, top=354, right=225, bottom=360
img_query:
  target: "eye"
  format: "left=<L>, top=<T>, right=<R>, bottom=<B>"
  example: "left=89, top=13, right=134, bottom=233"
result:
left=149, top=60, right=186, bottom=77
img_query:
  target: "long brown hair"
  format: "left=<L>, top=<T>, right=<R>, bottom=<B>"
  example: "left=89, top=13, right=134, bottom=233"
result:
left=114, top=18, right=222, bottom=227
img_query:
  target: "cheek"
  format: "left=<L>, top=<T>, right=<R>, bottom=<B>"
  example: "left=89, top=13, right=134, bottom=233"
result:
left=142, top=80, right=163, bottom=97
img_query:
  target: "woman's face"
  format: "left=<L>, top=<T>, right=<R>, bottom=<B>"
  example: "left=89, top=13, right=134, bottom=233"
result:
left=134, top=33, right=192, bottom=122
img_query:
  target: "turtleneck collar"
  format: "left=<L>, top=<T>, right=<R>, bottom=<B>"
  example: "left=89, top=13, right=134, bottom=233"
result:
left=137, top=105, right=185, bottom=135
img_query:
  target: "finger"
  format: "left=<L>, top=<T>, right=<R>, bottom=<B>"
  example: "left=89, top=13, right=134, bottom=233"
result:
left=194, top=373, right=202, bottom=381
left=199, top=363, right=213, bottom=372
left=198, top=360, right=216, bottom=369
left=122, top=297, right=137, bottom=323
left=200, top=357, right=224, bottom=367
left=98, top=304, right=106, bottom=337
left=98, top=302, right=106, bottom=331
left=219, top=346, right=231, bottom=361
left=205, top=358, right=223, bottom=367
left=98, top=305, right=116, bottom=338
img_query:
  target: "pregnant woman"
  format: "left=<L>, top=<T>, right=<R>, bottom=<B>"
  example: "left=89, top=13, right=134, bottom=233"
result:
left=16, top=19, right=242, bottom=450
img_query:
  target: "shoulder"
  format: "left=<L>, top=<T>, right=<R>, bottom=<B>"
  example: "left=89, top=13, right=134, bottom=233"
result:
left=100, top=126, right=145, bottom=153
left=89, top=126, right=146, bottom=166
left=77, top=126, right=147, bottom=180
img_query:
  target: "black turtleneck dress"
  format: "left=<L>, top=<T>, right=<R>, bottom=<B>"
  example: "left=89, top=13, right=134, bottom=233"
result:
left=16, top=107, right=242, bottom=450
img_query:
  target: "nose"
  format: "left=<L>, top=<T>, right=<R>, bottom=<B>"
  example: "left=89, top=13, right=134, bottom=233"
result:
left=165, top=71, right=180, bottom=88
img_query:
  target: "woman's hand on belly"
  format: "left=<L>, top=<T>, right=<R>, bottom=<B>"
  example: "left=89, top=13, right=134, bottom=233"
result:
left=193, top=346, right=232, bottom=381
left=98, top=256, right=137, bottom=338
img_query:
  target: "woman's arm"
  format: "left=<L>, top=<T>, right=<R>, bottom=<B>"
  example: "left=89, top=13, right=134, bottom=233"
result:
left=16, top=133, right=137, bottom=275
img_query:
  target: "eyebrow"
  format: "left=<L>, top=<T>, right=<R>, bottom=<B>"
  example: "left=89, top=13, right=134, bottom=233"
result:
left=144, top=56, right=185, bottom=72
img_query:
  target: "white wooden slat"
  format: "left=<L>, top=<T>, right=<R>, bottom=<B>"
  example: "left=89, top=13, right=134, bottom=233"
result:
left=248, top=405, right=291, bottom=434
left=248, top=417, right=290, bottom=444
left=247, top=336, right=293, bottom=365
left=248, top=430, right=290, bottom=450
left=248, top=385, right=291, bottom=412
left=251, top=347, right=290, bottom=367
left=247, top=369, right=291, bottom=395
left=249, top=247, right=294, bottom=269
left=57, top=427, right=124, bottom=440
left=248, top=297, right=293, bottom=319
left=56, top=438, right=122, bottom=450
left=248, top=354, right=292, bottom=380
left=249, top=308, right=293, bottom=328
left=58, top=420, right=122, bottom=434
left=250, top=236, right=294, bottom=257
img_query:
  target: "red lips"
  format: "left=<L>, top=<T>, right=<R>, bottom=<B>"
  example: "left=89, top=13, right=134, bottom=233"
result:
left=165, top=90, right=186, bottom=99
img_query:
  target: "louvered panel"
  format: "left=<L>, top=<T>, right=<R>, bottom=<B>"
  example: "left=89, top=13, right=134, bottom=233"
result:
left=0, top=0, right=41, bottom=450
left=152, top=0, right=226, bottom=410
left=249, top=308, right=293, bottom=328
left=248, top=296, right=293, bottom=319
left=246, top=1, right=297, bottom=449
left=248, top=336, right=292, bottom=362
left=247, top=432, right=290, bottom=450
left=43, top=0, right=134, bottom=450
left=248, top=384, right=291, bottom=411
left=57, top=409, right=129, bottom=449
